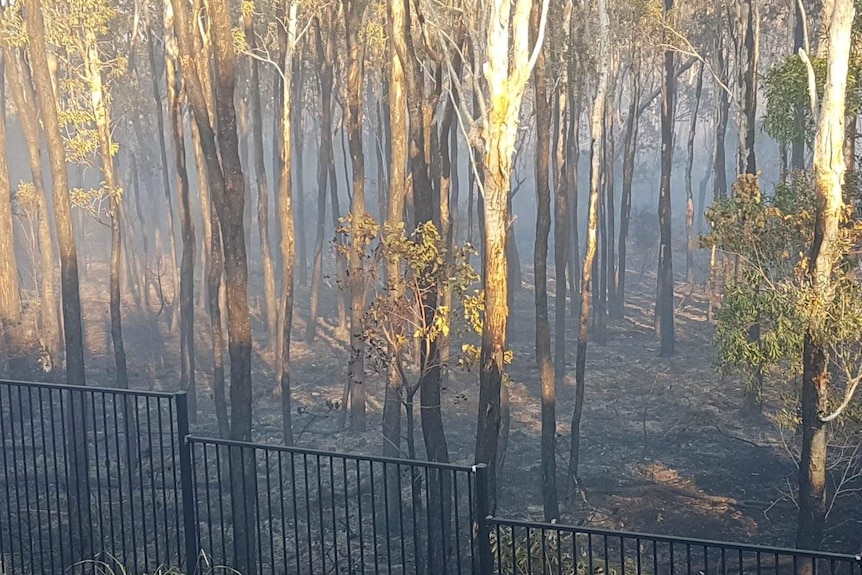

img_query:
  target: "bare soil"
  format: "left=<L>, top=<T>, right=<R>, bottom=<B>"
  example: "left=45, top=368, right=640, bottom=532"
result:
left=2, top=245, right=860, bottom=555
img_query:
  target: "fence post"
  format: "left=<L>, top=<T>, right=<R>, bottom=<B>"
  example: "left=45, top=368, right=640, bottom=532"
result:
left=474, top=463, right=493, bottom=575
left=175, top=392, right=198, bottom=574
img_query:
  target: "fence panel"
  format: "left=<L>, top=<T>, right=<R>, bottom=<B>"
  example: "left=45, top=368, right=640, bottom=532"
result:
left=0, top=379, right=185, bottom=575
left=487, top=519, right=862, bottom=575
left=187, top=436, right=478, bottom=575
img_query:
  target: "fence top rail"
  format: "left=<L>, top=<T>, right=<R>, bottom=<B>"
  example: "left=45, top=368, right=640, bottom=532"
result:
left=487, top=517, right=862, bottom=563
left=186, top=434, right=478, bottom=472
left=0, top=378, right=180, bottom=399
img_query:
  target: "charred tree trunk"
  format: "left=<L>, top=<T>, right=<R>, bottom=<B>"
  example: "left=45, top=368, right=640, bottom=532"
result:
left=685, top=63, right=705, bottom=285
left=712, top=33, right=730, bottom=201
left=736, top=0, right=758, bottom=176
left=570, top=0, right=608, bottom=484
left=616, top=64, right=640, bottom=319
left=656, top=0, right=676, bottom=358
left=531, top=2, right=558, bottom=521
left=307, top=13, right=336, bottom=343
left=24, top=0, right=89, bottom=564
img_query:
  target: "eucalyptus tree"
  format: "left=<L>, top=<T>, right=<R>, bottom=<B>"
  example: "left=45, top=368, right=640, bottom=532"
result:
left=0, top=54, right=20, bottom=323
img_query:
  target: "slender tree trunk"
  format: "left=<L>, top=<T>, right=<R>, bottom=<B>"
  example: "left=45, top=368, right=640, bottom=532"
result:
left=791, top=0, right=806, bottom=169
left=164, top=6, right=196, bottom=420
left=685, top=63, right=705, bottom=285
left=0, top=55, right=21, bottom=323
left=4, top=47, right=59, bottom=364
left=596, top=103, right=609, bottom=345
left=616, top=64, right=639, bottom=319
left=568, top=88, right=581, bottom=317
left=796, top=0, right=854, bottom=554
left=605, top=76, right=617, bottom=318
left=278, top=2, right=299, bottom=446
left=570, top=0, right=608, bottom=483
left=307, top=13, right=335, bottom=343
left=713, top=34, right=730, bottom=200
left=84, top=28, right=129, bottom=393
left=343, top=0, right=368, bottom=433
left=145, top=12, right=180, bottom=331
left=737, top=0, right=758, bottom=176
left=243, top=7, right=277, bottom=354
left=656, top=0, right=676, bottom=357
left=24, top=0, right=89, bottom=564
left=292, top=55, right=308, bottom=289
left=531, top=2, right=558, bottom=521
left=552, top=22, right=570, bottom=397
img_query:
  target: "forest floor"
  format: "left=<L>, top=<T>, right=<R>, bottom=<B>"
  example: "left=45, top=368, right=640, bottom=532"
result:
left=2, top=244, right=860, bottom=554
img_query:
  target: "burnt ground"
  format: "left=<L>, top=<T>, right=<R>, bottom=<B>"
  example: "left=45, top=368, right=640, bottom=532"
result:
left=2, top=243, right=860, bottom=555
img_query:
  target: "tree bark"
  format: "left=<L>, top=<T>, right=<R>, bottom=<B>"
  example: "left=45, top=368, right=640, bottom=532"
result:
left=0, top=54, right=20, bottom=323
left=476, top=0, right=549, bottom=511
left=277, top=1, right=299, bottom=446
left=307, top=12, right=336, bottom=343
left=736, top=0, right=758, bottom=176
left=531, top=0, right=558, bottom=521
left=616, top=63, right=640, bottom=319
left=570, top=0, right=608, bottom=484
left=24, top=0, right=90, bottom=563
left=145, top=8, right=180, bottom=331
left=656, top=0, right=676, bottom=358
left=243, top=6, right=277, bottom=354
left=4, top=46, right=59, bottom=366
left=792, top=0, right=806, bottom=169
left=343, top=0, right=368, bottom=433
left=796, top=0, right=855, bottom=553
left=712, top=33, right=730, bottom=201
left=685, top=63, right=705, bottom=285
left=163, top=2, right=196, bottom=419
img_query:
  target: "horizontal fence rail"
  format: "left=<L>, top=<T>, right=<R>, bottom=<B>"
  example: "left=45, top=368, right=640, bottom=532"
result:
left=186, top=435, right=479, bottom=575
left=0, top=379, right=187, bottom=575
left=487, top=518, right=862, bottom=575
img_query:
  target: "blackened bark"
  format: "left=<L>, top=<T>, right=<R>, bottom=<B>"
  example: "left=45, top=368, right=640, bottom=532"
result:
left=656, top=0, right=676, bottom=357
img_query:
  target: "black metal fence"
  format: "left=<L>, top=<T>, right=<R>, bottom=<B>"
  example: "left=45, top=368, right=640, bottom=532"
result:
left=187, top=436, right=479, bottom=575
left=1, top=378, right=860, bottom=575
left=487, top=519, right=862, bottom=575
left=0, top=379, right=187, bottom=574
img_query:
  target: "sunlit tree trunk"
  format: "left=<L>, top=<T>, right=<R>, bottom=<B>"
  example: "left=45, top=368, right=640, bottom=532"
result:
left=0, top=55, right=21, bottom=323
left=796, top=0, right=854, bottom=553
left=4, top=47, right=59, bottom=365
left=277, top=0, right=299, bottom=446
left=24, top=0, right=89, bottom=564
left=83, top=27, right=129, bottom=392
left=605, top=71, right=617, bottom=320
left=476, top=0, right=549, bottom=511
left=343, top=0, right=368, bottom=432
left=685, top=63, right=704, bottom=285
left=655, top=0, right=676, bottom=357
left=163, top=1, right=196, bottom=419
left=570, top=0, right=609, bottom=484
left=170, top=0, right=255, bottom=569
left=243, top=6, right=277, bottom=354
left=530, top=0, right=558, bottom=521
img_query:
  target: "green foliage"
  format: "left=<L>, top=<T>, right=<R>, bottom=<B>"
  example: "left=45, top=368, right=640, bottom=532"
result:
left=763, top=52, right=862, bottom=146
left=336, top=214, right=483, bottom=387
left=705, top=174, right=862, bottom=422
